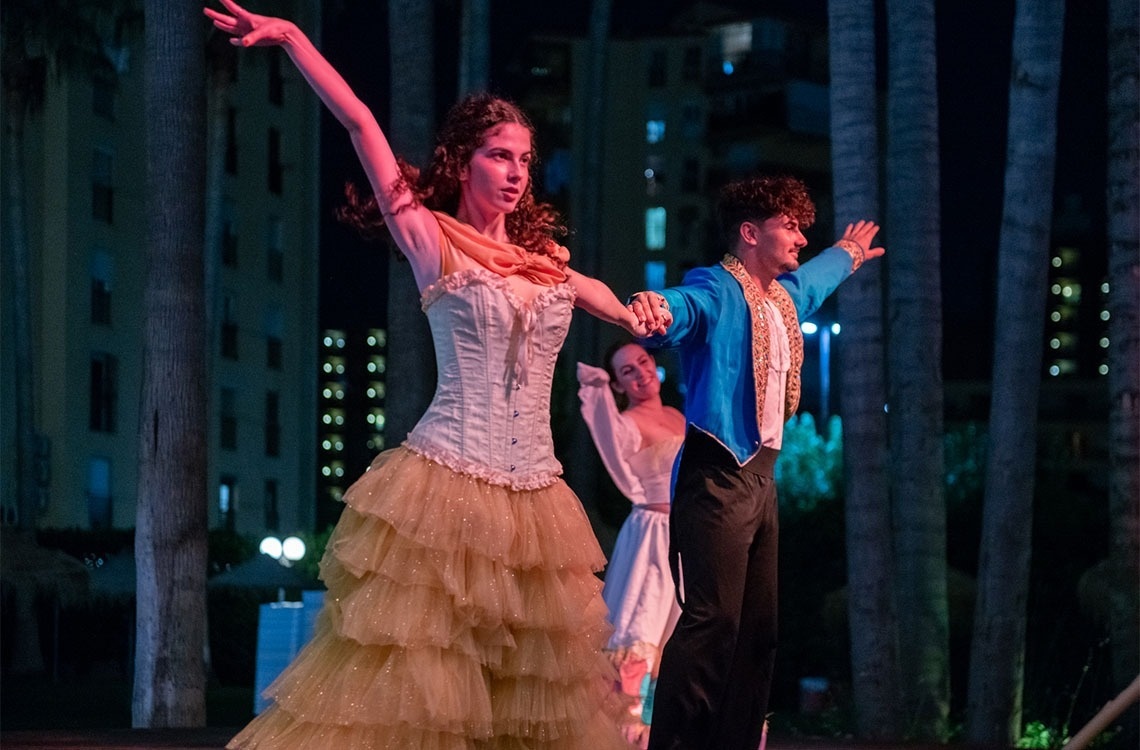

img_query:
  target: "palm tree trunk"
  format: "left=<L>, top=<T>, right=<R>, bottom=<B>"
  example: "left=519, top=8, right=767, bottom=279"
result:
left=383, top=0, right=436, bottom=448
left=885, top=0, right=949, bottom=739
left=965, top=1, right=1066, bottom=743
left=561, top=0, right=611, bottom=531
left=458, top=0, right=490, bottom=97
left=1105, top=0, right=1140, bottom=695
left=828, top=0, right=898, bottom=737
left=133, top=0, right=209, bottom=727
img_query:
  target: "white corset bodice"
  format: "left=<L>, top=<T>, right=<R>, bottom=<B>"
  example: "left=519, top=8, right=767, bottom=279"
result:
left=405, top=269, right=576, bottom=490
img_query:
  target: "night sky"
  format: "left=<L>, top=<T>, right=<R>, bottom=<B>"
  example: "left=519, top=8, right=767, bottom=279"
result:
left=314, top=0, right=1109, bottom=383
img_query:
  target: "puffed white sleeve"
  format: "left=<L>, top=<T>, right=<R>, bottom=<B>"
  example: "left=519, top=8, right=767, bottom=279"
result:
left=576, top=362, right=647, bottom=505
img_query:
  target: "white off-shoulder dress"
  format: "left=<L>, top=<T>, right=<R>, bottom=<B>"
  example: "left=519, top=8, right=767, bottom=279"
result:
left=577, top=364, right=683, bottom=677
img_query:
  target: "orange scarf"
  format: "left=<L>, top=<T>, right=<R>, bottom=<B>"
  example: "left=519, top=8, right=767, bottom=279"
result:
left=434, top=211, right=569, bottom=287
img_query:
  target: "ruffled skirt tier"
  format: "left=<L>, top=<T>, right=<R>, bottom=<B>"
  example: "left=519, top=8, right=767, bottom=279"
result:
left=227, top=446, right=631, bottom=750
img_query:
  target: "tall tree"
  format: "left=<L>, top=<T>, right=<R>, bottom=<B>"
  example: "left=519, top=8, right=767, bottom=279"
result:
left=133, top=0, right=209, bottom=727
left=1104, top=0, right=1139, bottom=698
left=458, top=0, right=489, bottom=96
left=885, top=0, right=950, bottom=739
left=560, top=0, right=612, bottom=522
left=965, top=0, right=1066, bottom=743
left=828, top=0, right=899, bottom=738
left=383, top=0, right=436, bottom=448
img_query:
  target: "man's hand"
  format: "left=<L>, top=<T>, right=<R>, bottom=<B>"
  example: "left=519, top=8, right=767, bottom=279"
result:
left=835, top=220, right=885, bottom=271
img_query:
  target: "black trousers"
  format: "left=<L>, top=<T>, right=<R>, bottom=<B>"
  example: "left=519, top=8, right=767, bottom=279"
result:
left=647, top=429, right=779, bottom=750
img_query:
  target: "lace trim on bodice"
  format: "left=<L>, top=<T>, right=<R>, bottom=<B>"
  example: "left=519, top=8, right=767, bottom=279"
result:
left=419, top=267, right=574, bottom=314
left=420, top=269, right=576, bottom=388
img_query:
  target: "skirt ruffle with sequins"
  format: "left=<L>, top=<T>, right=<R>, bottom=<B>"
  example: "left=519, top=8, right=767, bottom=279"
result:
left=227, top=446, right=633, bottom=750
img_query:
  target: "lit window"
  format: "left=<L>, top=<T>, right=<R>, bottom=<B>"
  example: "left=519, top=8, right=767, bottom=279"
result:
left=645, top=261, right=666, bottom=291
left=87, top=458, right=113, bottom=529
left=718, top=21, right=753, bottom=69
left=645, top=207, right=666, bottom=250
left=219, top=476, right=237, bottom=531
left=646, top=120, right=666, bottom=144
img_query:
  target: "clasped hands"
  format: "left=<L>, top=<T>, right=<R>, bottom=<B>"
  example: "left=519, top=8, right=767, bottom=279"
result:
left=627, top=292, right=672, bottom=336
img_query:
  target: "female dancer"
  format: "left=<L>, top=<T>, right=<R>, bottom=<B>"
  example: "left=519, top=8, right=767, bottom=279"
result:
left=205, top=1, right=651, bottom=747
left=577, top=342, right=685, bottom=746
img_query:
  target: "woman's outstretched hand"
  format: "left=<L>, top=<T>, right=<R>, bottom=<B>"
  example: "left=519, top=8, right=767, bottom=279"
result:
left=204, top=0, right=293, bottom=47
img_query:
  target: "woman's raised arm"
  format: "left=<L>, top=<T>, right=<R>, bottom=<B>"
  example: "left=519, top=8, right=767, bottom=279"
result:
left=204, top=0, right=440, bottom=285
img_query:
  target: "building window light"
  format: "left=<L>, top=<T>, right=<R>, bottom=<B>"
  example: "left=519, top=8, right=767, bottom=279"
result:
left=646, top=120, right=666, bottom=144
left=645, top=207, right=666, bottom=250
left=645, top=261, right=666, bottom=291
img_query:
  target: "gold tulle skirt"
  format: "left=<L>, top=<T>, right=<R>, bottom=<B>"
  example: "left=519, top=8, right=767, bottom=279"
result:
left=227, top=447, right=632, bottom=750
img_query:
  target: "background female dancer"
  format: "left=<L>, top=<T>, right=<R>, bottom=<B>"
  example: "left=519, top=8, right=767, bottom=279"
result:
left=578, top=341, right=685, bottom=747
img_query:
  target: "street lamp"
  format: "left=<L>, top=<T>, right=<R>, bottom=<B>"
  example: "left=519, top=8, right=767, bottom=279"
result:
left=800, top=322, right=840, bottom=424
left=259, top=535, right=307, bottom=566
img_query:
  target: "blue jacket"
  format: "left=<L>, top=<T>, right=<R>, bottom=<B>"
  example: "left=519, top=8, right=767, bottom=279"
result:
left=644, top=246, right=853, bottom=464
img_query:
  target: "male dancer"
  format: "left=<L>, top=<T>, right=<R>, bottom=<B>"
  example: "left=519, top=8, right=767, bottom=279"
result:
left=628, top=175, right=884, bottom=750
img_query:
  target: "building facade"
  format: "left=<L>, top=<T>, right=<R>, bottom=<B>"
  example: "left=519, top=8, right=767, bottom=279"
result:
left=0, top=0, right=322, bottom=539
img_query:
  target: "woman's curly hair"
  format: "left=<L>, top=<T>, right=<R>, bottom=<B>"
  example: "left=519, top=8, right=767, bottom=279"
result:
left=715, top=175, right=816, bottom=244
left=338, top=93, right=568, bottom=264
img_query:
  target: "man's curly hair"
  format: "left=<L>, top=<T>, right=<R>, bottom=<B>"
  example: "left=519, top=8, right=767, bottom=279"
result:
left=715, top=175, right=816, bottom=244
left=338, top=93, right=568, bottom=264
